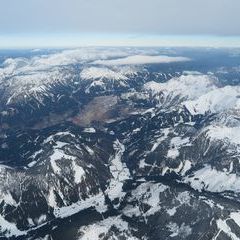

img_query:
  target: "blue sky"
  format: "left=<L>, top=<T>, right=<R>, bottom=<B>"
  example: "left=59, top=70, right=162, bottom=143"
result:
left=0, top=0, right=240, bottom=48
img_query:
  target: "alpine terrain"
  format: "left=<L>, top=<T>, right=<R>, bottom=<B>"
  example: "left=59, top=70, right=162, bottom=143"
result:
left=1, top=47, right=240, bottom=240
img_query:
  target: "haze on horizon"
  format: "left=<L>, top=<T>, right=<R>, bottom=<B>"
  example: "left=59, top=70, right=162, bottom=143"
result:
left=0, top=0, right=240, bottom=48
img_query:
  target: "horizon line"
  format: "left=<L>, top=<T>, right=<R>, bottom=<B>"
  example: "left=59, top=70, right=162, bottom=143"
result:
left=0, top=34, right=240, bottom=49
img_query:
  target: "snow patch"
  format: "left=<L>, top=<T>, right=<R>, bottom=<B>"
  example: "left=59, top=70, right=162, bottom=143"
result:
left=144, top=74, right=215, bottom=101
left=129, top=182, right=169, bottom=216
left=80, top=67, right=128, bottom=80
left=184, top=165, right=240, bottom=192
left=48, top=187, right=57, bottom=208
left=83, top=128, right=96, bottom=133
left=106, top=140, right=130, bottom=203
left=151, top=128, right=169, bottom=152
left=78, top=216, right=138, bottom=240
left=184, top=85, right=240, bottom=115
left=180, top=160, right=192, bottom=175
left=167, top=222, right=192, bottom=238
left=167, top=136, right=190, bottom=159
left=215, top=218, right=239, bottom=240
left=167, top=148, right=180, bottom=159
left=206, top=125, right=240, bottom=146
left=72, top=161, right=85, bottom=184
left=0, top=214, right=26, bottom=237
left=54, top=192, right=107, bottom=218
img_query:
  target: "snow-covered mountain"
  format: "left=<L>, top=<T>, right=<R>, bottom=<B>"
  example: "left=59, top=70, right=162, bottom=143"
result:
left=1, top=47, right=240, bottom=239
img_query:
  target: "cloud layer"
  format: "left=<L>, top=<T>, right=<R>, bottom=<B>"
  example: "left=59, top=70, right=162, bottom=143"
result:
left=93, top=55, right=190, bottom=66
left=0, top=0, right=240, bottom=36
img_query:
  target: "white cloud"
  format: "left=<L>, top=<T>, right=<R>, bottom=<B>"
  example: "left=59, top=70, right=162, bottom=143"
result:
left=93, top=55, right=190, bottom=66
left=1, top=48, right=129, bottom=75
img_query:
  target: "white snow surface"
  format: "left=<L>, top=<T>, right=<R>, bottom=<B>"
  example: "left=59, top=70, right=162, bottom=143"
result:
left=106, top=140, right=130, bottom=203
left=49, top=149, right=75, bottom=174
left=0, top=214, right=26, bottom=237
left=78, top=216, right=138, bottom=240
left=150, top=128, right=170, bottom=152
left=144, top=73, right=240, bottom=118
left=48, top=187, right=57, bottom=208
left=82, top=127, right=96, bottom=133
left=44, top=132, right=86, bottom=182
left=167, top=148, right=180, bottom=159
left=167, top=136, right=190, bottom=160
left=215, top=218, right=239, bottom=240
left=126, top=182, right=169, bottom=217
left=180, top=160, right=192, bottom=175
left=72, top=160, right=85, bottom=184
left=230, top=211, right=240, bottom=227
left=206, top=125, right=240, bottom=146
left=184, top=165, right=240, bottom=192
left=48, top=148, right=85, bottom=183
left=184, top=85, right=240, bottom=115
left=144, top=74, right=215, bottom=100
left=54, top=192, right=107, bottom=218
left=167, top=222, right=192, bottom=238
left=80, top=67, right=128, bottom=80
left=0, top=192, right=17, bottom=206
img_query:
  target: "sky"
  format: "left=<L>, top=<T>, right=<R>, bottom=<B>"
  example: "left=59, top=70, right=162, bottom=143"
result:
left=0, top=0, right=240, bottom=48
